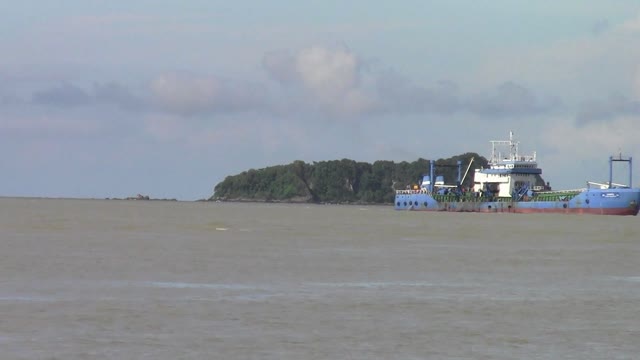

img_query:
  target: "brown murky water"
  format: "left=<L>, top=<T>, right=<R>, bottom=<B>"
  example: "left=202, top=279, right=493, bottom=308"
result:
left=1, top=198, right=639, bottom=359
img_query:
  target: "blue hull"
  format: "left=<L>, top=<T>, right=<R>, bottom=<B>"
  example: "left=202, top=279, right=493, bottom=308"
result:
left=395, top=188, right=640, bottom=215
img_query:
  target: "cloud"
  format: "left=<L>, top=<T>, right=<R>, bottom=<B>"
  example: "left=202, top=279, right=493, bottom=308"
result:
left=545, top=115, right=639, bottom=160
left=373, top=71, right=460, bottom=114
left=149, top=72, right=267, bottom=116
left=576, top=93, right=640, bottom=126
left=472, top=13, right=640, bottom=103
left=620, top=13, right=640, bottom=32
left=263, top=46, right=373, bottom=115
left=263, top=46, right=557, bottom=118
left=591, top=19, right=610, bottom=36
left=93, top=82, right=144, bottom=111
left=32, top=83, right=91, bottom=107
left=528, top=113, right=640, bottom=190
left=466, top=81, right=560, bottom=117
left=32, top=77, right=268, bottom=116
left=294, top=46, right=360, bottom=98
left=374, top=75, right=558, bottom=117
left=634, top=64, right=640, bottom=100
left=0, top=92, right=21, bottom=105
left=31, top=82, right=144, bottom=111
left=262, top=50, right=298, bottom=85
left=24, top=45, right=563, bottom=122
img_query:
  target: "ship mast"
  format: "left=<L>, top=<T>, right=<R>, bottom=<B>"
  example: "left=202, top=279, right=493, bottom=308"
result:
left=490, top=131, right=520, bottom=164
left=509, top=131, right=516, bottom=160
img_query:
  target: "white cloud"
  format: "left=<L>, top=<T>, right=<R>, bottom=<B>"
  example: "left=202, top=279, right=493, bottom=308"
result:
left=32, top=83, right=91, bottom=107
left=151, top=73, right=219, bottom=114
left=264, top=46, right=557, bottom=118
left=264, top=46, right=373, bottom=115
left=295, top=46, right=359, bottom=98
left=634, top=64, right=640, bottom=100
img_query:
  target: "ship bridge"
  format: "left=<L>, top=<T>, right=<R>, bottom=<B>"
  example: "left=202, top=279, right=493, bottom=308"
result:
left=473, top=132, right=543, bottom=198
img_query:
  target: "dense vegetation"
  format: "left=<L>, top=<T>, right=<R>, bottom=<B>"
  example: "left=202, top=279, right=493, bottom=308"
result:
left=210, top=153, right=490, bottom=204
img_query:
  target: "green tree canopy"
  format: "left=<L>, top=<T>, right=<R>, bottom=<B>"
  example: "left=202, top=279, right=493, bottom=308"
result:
left=210, top=153, right=494, bottom=204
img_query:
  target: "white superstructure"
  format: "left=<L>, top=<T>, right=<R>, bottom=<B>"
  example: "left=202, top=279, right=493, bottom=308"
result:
left=472, top=132, right=542, bottom=198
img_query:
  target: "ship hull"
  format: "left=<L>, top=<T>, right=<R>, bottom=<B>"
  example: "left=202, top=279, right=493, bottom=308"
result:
left=394, top=188, right=640, bottom=215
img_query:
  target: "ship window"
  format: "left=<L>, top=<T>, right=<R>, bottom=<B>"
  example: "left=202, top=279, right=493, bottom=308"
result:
left=397, top=202, right=400, bottom=206
left=585, top=199, right=590, bottom=204
left=404, top=202, right=407, bottom=206
left=424, top=201, right=428, bottom=207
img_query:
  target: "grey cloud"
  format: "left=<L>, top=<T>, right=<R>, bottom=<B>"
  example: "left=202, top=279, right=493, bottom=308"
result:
left=32, top=82, right=144, bottom=111
left=1, top=93, right=22, bottom=105
left=576, top=93, right=640, bottom=126
left=0, top=81, right=22, bottom=104
left=375, top=76, right=556, bottom=118
left=466, top=82, right=560, bottom=117
left=31, top=77, right=266, bottom=116
left=93, top=82, right=145, bottom=111
left=149, top=72, right=267, bottom=116
left=374, top=71, right=460, bottom=114
left=33, top=83, right=91, bottom=107
left=262, top=46, right=559, bottom=119
left=262, top=50, right=298, bottom=85
left=27, top=47, right=561, bottom=120
left=591, top=19, right=610, bottom=36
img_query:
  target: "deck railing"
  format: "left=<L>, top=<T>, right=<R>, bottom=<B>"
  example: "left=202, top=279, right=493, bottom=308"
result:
left=396, top=188, right=584, bottom=202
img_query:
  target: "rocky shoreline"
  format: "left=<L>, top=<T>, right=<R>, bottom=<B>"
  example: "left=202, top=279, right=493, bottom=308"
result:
left=208, top=196, right=391, bottom=206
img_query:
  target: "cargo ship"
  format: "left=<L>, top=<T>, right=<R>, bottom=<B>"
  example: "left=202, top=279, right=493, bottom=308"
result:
left=395, top=132, right=640, bottom=215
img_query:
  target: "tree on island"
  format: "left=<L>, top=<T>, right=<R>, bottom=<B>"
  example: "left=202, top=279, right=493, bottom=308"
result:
left=208, top=152, right=528, bottom=204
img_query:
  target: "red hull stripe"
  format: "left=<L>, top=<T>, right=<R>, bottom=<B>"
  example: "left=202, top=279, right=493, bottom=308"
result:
left=408, top=208, right=639, bottom=215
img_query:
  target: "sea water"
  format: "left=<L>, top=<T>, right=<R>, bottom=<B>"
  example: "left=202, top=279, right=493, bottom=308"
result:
left=0, top=197, right=639, bottom=359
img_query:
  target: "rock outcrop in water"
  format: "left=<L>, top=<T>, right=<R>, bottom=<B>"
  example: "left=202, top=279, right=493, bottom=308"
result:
left=106, top=194, right=177, bottom=201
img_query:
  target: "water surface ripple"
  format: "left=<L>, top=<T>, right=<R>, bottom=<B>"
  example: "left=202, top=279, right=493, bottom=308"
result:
left=1, top=198, right=639, bottom=359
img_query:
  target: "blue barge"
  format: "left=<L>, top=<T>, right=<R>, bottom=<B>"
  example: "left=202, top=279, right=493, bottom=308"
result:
left=395, top=132, right=640, bottom=215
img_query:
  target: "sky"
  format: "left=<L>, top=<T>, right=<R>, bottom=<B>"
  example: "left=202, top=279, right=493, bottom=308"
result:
left=1, top=1, right=640, bottom=200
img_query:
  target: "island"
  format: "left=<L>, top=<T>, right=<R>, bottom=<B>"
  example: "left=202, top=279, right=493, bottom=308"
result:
left=208, top=153, right=526, bottom=204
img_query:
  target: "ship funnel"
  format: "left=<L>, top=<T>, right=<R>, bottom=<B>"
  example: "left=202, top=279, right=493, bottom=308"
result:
left=421, top=175, right=431, bottom=189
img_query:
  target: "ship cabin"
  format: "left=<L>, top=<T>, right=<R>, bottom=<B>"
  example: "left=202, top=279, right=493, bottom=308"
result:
left=472, top=132, right=543, bottom=200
